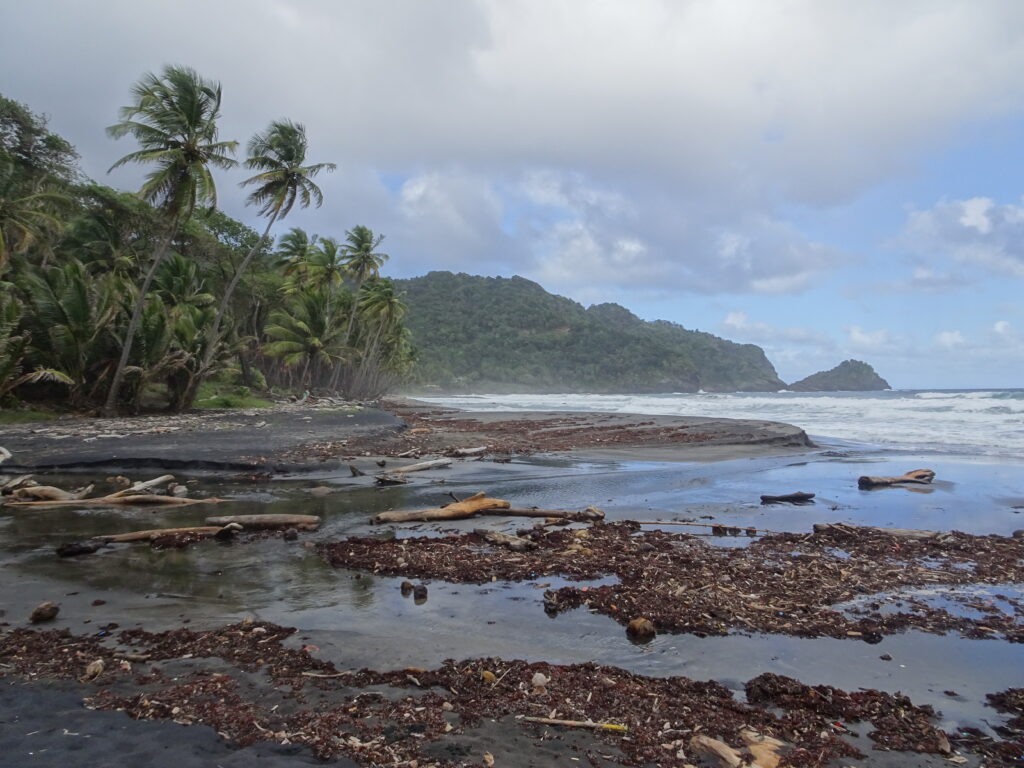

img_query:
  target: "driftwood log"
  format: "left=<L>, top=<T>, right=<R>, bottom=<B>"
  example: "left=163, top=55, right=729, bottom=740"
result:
left=205, top=513, right=320, bottom=529
left=858, top=468, right=935, bottom=489
left=478, top=506, right=605, bottom=521
left=1, top=474, right=35, bottom=494
left=372, top=492, right=605, bottom=524
left=392, top=458, right=452, bottom=474
left=107, top=474, right=175, bottom=498
left=11, top=484, right=94, bottom=501
left=372, top=492, right=509, bottom=523
left=5, top=494, right=222, bottom=508
left=813, top=522, right=947, bottom=540
left=98, top=524, right=240, bottom=543
left=450, top=446, right=486, bottom=457
left=760, top=491, right=815, bottom=505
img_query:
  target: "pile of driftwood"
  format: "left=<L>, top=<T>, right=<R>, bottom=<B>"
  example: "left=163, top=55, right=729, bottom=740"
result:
left=0, top=473, right=321, bottom=557
left=2, top=474, right=220, bottom=508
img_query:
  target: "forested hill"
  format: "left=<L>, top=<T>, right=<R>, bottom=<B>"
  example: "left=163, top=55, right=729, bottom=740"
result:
left=397, top=272, right=785, bottom=393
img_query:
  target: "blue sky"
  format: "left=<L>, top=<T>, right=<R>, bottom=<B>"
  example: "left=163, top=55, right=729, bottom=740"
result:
left=3, top=0, right=1024, bottom=388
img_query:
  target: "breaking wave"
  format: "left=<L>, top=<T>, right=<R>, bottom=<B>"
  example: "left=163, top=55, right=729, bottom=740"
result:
left=419, top=390, right=1024, bottom=458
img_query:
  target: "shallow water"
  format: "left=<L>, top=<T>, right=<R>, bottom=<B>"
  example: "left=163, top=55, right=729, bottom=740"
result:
left=2, top=445, right=1023, bottom=751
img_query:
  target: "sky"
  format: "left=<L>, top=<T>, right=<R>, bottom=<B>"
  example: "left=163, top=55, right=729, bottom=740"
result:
left=3, top=0, right=1024, bottom=388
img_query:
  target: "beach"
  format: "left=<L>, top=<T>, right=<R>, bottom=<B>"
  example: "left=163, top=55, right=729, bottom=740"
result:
left=1, top=396, right=1022, bottom=766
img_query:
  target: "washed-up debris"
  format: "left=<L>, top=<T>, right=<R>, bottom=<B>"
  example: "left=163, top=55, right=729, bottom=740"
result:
left=4, top=620, right=1003, bottom=766
left=3, top=474, right=224, bottom=508
left=858, top=468, right=936, bottom=489
left=760, top=491, right=815, bottom=505
left=29, top=601, right=59, bottom=623
left=320, top=521, right=1024, bottom=641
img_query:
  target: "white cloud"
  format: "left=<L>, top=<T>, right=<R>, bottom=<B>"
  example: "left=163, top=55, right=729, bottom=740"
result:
left=721, top=311, right=833, bottom=346
left=935, top=330, right=966, bottom=349
left=901, top=197, right=1024, bottom=277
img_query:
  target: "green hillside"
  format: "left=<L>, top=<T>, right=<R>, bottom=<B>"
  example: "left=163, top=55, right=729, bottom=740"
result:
left=788, top=360, right=890, bottom=391
left=397, top=272, right=785, bottom=393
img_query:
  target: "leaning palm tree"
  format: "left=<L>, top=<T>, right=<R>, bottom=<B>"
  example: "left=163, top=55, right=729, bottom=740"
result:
left=0, top=157, right=69, bottom=267
left=341, top=225, right=388, bottom=345
left=102, top=65, right=237, bottom=416
left=196, top=120, right=334, bottom=401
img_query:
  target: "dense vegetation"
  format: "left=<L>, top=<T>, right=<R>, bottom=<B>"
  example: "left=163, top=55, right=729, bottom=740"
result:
left=399, top=272, right=785, bottom=393
left=788, top=360, right=890, bottom=391
left=0, top=68, right=411, bottom=414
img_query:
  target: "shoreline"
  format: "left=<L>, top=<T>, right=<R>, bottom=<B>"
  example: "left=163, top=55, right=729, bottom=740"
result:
left=0, top=398, right=814, bottom=472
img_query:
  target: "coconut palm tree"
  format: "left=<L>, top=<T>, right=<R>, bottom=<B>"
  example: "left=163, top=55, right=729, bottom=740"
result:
left=341, top=225, right=388, bottom=345
left=102, top=65, right=237, bottom=415
left=196, top=120, right=334, bottom=402
left=0, top=157, right=68, bottom=266
left=263, top=289, right=345, bottom=389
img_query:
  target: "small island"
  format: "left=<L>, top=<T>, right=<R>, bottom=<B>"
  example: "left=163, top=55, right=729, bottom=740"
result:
left=787, top=359, right=890, bottom=392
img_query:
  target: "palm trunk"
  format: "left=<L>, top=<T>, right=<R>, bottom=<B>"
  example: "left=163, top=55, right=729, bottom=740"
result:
left=194, top=208, right=279, bottom=388
left=102, top=213, right=180, bottom=417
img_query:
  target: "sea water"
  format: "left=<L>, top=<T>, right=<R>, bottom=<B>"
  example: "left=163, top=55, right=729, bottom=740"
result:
left=419, top=389, right=1024, bottom=459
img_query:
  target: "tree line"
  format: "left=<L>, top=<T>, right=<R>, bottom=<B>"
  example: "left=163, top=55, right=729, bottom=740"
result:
left=0, top=65, right=412, bottom=415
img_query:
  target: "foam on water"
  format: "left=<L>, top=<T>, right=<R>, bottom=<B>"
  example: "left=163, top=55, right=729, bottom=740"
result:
left=419, top=389, right=1024, bottom=458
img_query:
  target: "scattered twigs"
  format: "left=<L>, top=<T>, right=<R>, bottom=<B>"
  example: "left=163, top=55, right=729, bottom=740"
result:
left=205, top=514, right=320, bottom=530
left=858, top=468, right=935, bottom=489
left=760, top=491, right=815, bottom=505
left=635, top=520, right=784, bottom=535
left=473, top=529, right=536, bottom=551
left=522, top=716, right=627, bottom=732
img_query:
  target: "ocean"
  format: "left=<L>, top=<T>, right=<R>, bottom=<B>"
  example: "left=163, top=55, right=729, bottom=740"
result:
left=419, top=389, right=1024, bottom=459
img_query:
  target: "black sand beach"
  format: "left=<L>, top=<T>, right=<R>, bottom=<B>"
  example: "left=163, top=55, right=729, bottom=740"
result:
left=2, top=401, right=1022, bottom=766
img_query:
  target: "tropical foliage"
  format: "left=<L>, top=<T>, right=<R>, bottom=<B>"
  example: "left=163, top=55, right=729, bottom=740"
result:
left=0, top=77, right=411, bottom=414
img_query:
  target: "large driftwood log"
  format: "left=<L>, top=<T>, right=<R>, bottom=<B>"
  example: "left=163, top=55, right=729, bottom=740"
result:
left=858, top=468, right=935, bottom=489
left=450, top=446, right=486, bottom=457
left=760, top=491, right=815, bottom=505
left=372, top=492, right=509, bottom=524
left=11, top=484, right=94, bottom=501
left=205, top=513, right=320, bottom=529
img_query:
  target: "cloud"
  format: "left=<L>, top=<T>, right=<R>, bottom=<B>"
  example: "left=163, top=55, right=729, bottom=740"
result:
left=5, top=0, right=1024, bottom=300
left=901, top=196, right=1024, bottom=277
left=721, top=311, right=833, bottom=346
left=935, top=330, right=966, bottom=349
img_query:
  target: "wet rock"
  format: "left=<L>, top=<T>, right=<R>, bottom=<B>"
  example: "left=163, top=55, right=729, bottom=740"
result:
left=309, top=486, right=332, bottom=497
left=879, top=653, right=893, bottom=661
left=1013, top=529, right=1023, bottom=539
left=56, top=539, right=107, bottom=558
left=626, top=617, right=656, bottom=643
left=29, top=601, right=59, bottom=623
left=400, top=581, right=414, bottom=596
left=282, top=527, right=299, bottom=541
left=413, top=584, right=428, bottom=604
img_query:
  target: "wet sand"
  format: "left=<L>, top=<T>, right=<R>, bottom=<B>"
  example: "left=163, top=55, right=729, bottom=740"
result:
left=1, top=405, right=1022, bottom=765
